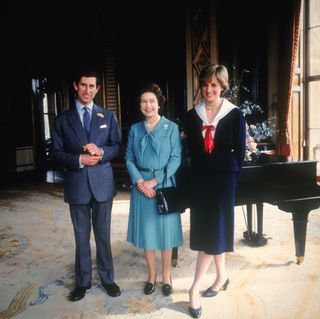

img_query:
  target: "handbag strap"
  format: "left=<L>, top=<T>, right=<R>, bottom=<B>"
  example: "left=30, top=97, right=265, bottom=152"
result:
left=162, top=166, right=176, bottom=188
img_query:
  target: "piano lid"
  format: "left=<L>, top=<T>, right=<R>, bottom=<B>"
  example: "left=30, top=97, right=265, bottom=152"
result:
left=236, top=160, right=320, bottom=206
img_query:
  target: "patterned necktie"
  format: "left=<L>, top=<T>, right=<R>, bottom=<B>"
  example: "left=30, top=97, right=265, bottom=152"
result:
left=83, top=107, right=91, bottom=137
left=202, top=125, right=215, bottom=154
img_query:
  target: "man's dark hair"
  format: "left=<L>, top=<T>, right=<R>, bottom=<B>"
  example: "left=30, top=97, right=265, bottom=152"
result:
left=73, top=67, right=101, bottom=85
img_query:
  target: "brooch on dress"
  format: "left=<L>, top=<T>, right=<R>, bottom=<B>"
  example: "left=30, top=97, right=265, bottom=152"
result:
left=163, top=123, right=169, bottom=129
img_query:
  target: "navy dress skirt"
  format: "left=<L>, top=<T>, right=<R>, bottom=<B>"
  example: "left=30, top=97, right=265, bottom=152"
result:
left=189, top=171, right=236, bottom=254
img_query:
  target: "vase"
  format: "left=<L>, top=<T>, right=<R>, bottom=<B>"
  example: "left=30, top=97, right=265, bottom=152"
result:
left=257, top=141, right=275, bottom=155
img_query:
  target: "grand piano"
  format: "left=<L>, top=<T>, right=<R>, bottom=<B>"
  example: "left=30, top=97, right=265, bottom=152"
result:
left=235, top=159, right=320, bottom=264
left=171, top=159, right=320, bottom=266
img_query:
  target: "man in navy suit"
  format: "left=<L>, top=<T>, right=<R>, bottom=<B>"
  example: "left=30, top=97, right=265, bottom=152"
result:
left=52, top=68, right=121, bottom=301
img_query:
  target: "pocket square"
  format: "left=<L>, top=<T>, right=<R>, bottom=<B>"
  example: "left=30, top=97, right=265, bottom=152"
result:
left=100, top=124, right=108, bottom=129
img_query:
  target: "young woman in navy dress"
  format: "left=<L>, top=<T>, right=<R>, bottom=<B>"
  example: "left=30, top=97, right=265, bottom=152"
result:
left=184, top=65, right=246, bottom=318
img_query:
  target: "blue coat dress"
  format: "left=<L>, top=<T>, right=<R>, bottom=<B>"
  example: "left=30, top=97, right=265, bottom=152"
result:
left=125, top=116, right=183, bottom=250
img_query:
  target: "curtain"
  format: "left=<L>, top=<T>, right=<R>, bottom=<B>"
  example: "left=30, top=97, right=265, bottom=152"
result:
left=276, top=0, right=302, bottom=158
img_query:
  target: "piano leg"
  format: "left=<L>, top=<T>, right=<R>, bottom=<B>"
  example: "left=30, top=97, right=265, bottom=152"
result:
left=278, top=198, right=319, bottom=264
left=243, top=204, right=253, bottom=241
left=243, top=203, right=268, bottom=246
left=256, top=203, right=268, bottom=245
left=291, top=211, right=309, bottom=265
left=172, top=247, right=178, bottom=267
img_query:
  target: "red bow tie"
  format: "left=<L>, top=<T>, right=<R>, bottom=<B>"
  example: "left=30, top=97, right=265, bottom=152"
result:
left=202, top=125, right=215, bottom=154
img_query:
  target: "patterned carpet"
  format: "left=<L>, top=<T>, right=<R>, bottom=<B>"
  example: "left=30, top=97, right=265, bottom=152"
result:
left=0, top=182, right=320, bottom=319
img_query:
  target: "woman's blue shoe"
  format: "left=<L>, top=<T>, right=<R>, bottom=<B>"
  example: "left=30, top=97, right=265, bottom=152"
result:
left=202, top=278, right=229, bottom=297
left=188, top=306, right=202, bottom=318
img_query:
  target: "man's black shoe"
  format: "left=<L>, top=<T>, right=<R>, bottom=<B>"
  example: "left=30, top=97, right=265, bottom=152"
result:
left=69, top=284, right=91, bottom=302
left=102, top=282, right=121, bottom=297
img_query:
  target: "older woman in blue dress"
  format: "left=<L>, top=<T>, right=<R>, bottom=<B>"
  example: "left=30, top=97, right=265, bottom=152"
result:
left=125, top=83, right=183, bottom=296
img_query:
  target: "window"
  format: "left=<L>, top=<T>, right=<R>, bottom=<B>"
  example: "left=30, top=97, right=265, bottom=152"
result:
left=305, top=0, right=320, bottom=176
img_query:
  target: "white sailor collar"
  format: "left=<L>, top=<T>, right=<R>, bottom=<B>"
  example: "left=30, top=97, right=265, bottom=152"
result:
left=195, top=98, right=237, bottom=126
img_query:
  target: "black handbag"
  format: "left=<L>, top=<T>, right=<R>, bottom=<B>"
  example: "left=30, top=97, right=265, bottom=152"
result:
left=156, top=168, right=185, bottom=215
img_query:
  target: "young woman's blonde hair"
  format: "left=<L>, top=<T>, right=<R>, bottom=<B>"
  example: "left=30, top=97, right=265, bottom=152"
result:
left=199, top=64, right=229, bottom=94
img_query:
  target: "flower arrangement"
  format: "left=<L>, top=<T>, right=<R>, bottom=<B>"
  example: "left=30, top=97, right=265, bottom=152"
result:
left=245, top=127, right=260, bottom=161
left=239, top=100, right=276, bottom=142
left=225, top=68, right=276, bottom=161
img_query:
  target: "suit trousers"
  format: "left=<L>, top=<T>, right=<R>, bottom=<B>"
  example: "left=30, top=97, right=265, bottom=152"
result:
left=69, top=198, right=114, bottom=287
